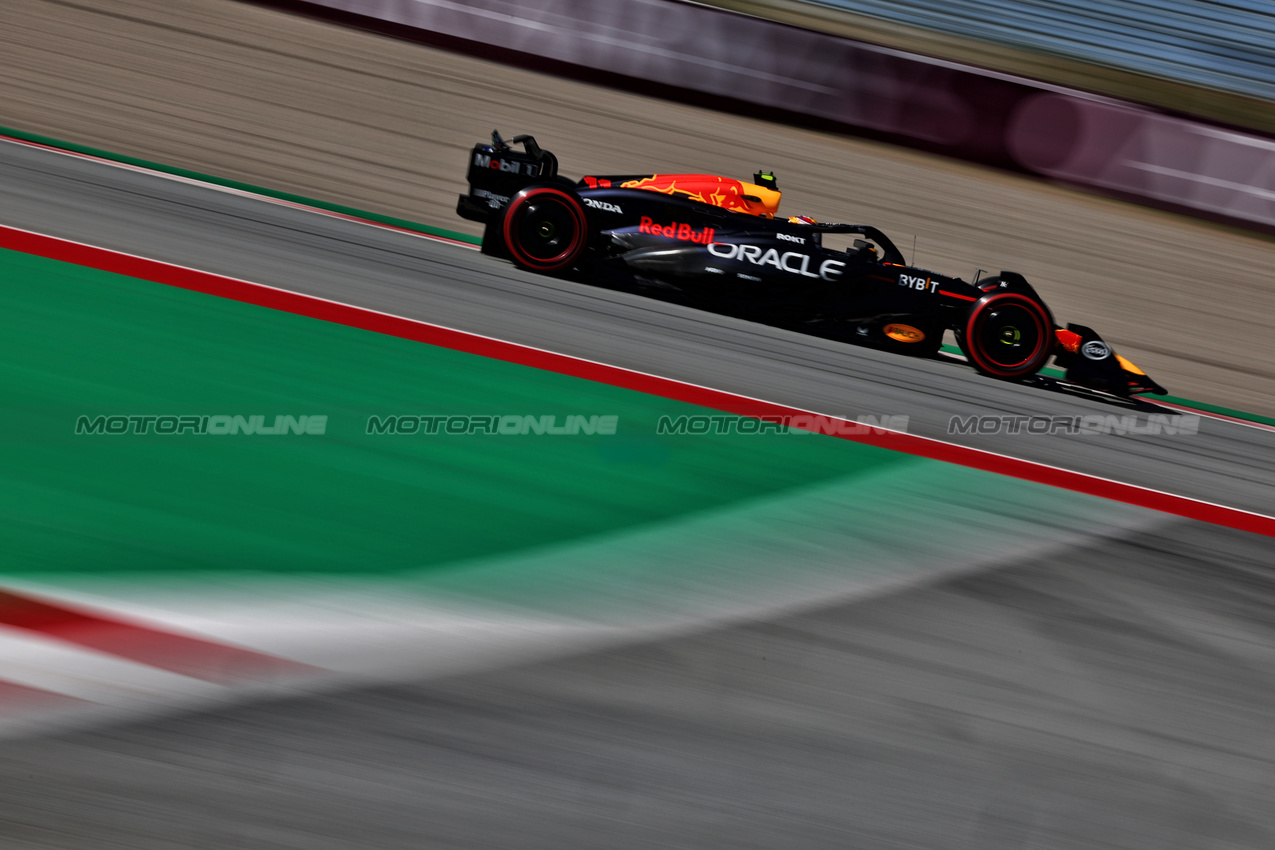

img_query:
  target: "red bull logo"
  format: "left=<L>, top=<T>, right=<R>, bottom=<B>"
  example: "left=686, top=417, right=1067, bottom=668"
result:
left=621, top=174, right=779, bottom=217
left=639, top=217, right=715, bottom=244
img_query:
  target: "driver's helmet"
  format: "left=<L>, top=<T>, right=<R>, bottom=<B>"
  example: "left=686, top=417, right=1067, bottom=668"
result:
left=787, top=215, right=817, bottom=225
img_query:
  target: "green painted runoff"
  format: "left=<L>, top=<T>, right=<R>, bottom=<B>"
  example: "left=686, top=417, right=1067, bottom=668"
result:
left=0, top=247, right=920, bottom=578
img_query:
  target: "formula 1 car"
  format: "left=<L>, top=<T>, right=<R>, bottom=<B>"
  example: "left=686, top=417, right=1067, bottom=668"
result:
left=457, top=132, right=1165, bottom=397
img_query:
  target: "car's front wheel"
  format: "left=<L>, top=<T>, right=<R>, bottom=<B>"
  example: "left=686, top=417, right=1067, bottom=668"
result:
left=960, top=292, right=1053, bottom=378
left=500, top=186, right=588, bottom=274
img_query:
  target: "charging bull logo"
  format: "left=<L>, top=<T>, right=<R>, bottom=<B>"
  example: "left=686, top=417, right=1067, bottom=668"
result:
left=621, top=174, right=775, bottom=217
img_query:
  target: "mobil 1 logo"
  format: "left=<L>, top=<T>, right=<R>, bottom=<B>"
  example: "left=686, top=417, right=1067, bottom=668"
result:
left=472, top=152, right=541, bottom=177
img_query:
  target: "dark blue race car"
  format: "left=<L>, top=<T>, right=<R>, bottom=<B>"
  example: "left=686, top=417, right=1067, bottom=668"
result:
left=457, top=131, right=1165, bottom=397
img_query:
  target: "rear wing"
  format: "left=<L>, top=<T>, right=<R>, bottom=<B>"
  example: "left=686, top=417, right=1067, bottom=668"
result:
left=457, top=131, right=561, bottom=223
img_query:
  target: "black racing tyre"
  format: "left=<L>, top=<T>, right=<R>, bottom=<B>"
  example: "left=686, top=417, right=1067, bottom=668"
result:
left=961, top=292, right=1053, bottom=379
left=500, top=186, right=588, bottom=274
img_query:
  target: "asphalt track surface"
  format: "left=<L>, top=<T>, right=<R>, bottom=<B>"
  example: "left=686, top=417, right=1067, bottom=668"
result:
left=3, top=138, right=1273, bottom=517
left=2, top=521, right=1274, bottom=849
left=2, top=136, right=1275, bottom=848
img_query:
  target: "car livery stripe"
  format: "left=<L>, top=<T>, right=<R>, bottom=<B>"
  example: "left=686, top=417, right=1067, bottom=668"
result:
left=1, top=222, right=1272, bottom=538
left=940, top=290, right=978, bottom=301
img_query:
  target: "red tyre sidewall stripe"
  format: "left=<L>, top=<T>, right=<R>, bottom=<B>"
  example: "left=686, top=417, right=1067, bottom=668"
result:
left=501, top=187, right=587, bottom=272
left=965, top=293, right=1050, bottom=378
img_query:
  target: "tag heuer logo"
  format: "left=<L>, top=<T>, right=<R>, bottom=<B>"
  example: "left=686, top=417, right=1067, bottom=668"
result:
left=1081, top=341, right=1111, bottom=360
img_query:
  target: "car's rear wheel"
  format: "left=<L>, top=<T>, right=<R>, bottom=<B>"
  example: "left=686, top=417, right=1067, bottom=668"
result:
left=500, top=186, right=588, bottom=274
left=960, top=292, right=1052, bottom=378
